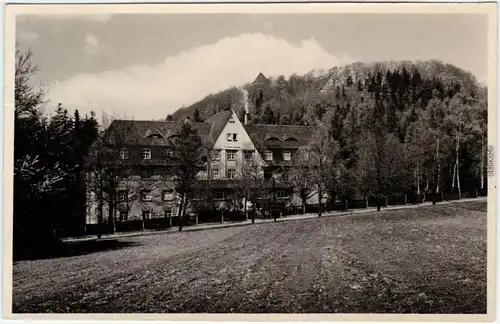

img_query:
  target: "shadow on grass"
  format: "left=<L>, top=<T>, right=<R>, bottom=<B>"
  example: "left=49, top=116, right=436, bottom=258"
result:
left=14, top=239, right=141, bottom=262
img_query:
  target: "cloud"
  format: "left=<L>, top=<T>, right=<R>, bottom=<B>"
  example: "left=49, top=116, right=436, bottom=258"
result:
left=17, top=30, right=39, bottom=41
left=84, top=34, right=99, bottom=55
left=48, top=33, right=353, bottom=120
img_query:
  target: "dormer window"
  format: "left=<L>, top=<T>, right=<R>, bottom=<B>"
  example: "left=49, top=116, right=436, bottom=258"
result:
left=283, top=151, right=291, bottom=161
left=142, top=148, right=151, bottom=160
left=146, top=129, right=164, bottom=139
left=265, top=151, right=273, bottom=161
left=120, top=148, right=129, bottom=160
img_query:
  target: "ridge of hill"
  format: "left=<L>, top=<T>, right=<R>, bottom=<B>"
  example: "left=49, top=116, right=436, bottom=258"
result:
left=168, top=60, right=485, bottom=126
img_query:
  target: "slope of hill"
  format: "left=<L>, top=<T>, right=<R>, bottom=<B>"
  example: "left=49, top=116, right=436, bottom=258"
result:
left=168, top=60, right=484, bottom=126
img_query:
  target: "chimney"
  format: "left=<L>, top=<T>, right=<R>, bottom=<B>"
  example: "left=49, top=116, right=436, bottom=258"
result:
left=240, top=87, right=250, bottom=125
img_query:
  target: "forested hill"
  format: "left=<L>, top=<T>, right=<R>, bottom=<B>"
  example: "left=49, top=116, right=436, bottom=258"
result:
left=168, top=60, right=486, bottom=129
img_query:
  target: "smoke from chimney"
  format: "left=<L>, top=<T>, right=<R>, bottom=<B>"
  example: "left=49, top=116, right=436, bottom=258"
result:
left=239, top=87, right=249, bottom=124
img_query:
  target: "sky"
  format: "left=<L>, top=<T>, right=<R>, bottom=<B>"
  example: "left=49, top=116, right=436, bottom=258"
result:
left=16, top=13, right=489, bottom=121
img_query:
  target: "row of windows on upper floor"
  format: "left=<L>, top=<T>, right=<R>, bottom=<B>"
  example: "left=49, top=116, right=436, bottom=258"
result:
left=119, top=148, right=295, bottom=162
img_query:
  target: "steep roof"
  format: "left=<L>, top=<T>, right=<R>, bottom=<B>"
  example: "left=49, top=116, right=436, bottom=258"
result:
left=243, top=124, right=315, bottom=152
left=97, top=111, right=315, bottom=154
left=104, top=119, right=212, bottom=146
left=252, top=72, right=270, bottom=85
left=204, top=109, right=233, bottom=144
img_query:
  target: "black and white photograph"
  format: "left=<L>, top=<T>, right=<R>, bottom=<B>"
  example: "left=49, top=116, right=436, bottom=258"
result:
left=2, top=2, right=497, bottom=320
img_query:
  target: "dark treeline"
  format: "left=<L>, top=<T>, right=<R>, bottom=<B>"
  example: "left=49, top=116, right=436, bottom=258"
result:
left=14, top=48, right=99, bottom=259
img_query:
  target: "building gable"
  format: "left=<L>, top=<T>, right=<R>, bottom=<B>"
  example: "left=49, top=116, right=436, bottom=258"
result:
left=212, top=110, right=258, bottom=153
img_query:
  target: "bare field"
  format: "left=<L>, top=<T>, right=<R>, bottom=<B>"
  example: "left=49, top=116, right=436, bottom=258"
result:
left=12, top=201, right=487, bottom=313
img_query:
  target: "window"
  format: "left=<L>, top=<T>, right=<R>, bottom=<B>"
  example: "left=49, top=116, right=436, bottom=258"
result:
left=265, top=151, right=273, bottom=161
left=120, top=148, right=129, bottom=160
left=227, top=168, right=237, bottom=179
left=118, top=190, right=128, bottom=202
left=276, top=191, right=289, bottom=199
left=229, top=120, right=235, bottom=124
left=142, top=210, right=152, bottom=220
left=163, top=190, right=174, bottom=201
left=119, top=210, right=128, bottom=222
left=211, top=150, right=220, bottom=161
left=165, top=209, right=173, bottom=218
left=215, top=191, right=225, bottom=199
left=141, top=169, right=152, bottom=179
left=141, top=190, right=152, bottom=202
left=164, top=149, right=173, bottom=158
left=244, top=151, right=254, bottom=161
left=211, top=169, right=220, bottom=179
left=142, top=148, right=151, bottom=160
left=226, top=150, right=237, bottom=161
left=283, top=151, right=291, bottom=161
left=226, top=133, right=238, bottom=142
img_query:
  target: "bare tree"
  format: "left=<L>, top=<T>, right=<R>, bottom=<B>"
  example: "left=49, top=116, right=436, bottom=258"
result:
left=445, top=91, right=474, bottom=198
left=168, top=121, right=205, bottom=231
left=236, top=153, right=266, bottom=223
left=84, top=117, right=154, bottom=237
left=278, top=147, right=315, bottom=214
left=308, top=124, right=337, bottom=216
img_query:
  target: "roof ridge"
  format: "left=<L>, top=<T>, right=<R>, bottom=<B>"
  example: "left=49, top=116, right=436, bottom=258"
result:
left=205, top=109, right=232, bottom=121
left=245, top=123, right=313, bottom=128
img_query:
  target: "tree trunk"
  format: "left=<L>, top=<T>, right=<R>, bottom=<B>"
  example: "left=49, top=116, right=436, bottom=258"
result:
left=244, top=196, right=248, bottom=221
left=480, top=136, right=485, bottom=190
left=178, top=194, right=185, bottom=231
left=452, top=162, right=457, bottom=191
left=456, top=154, right=461, bottom=199
left=436, top=131, right=441, bottom=194
left=317, top=190, right=322, bottom=217
left=97, top=189, right=103, bottom=239
left=416, top=163, right=420, bottom=196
